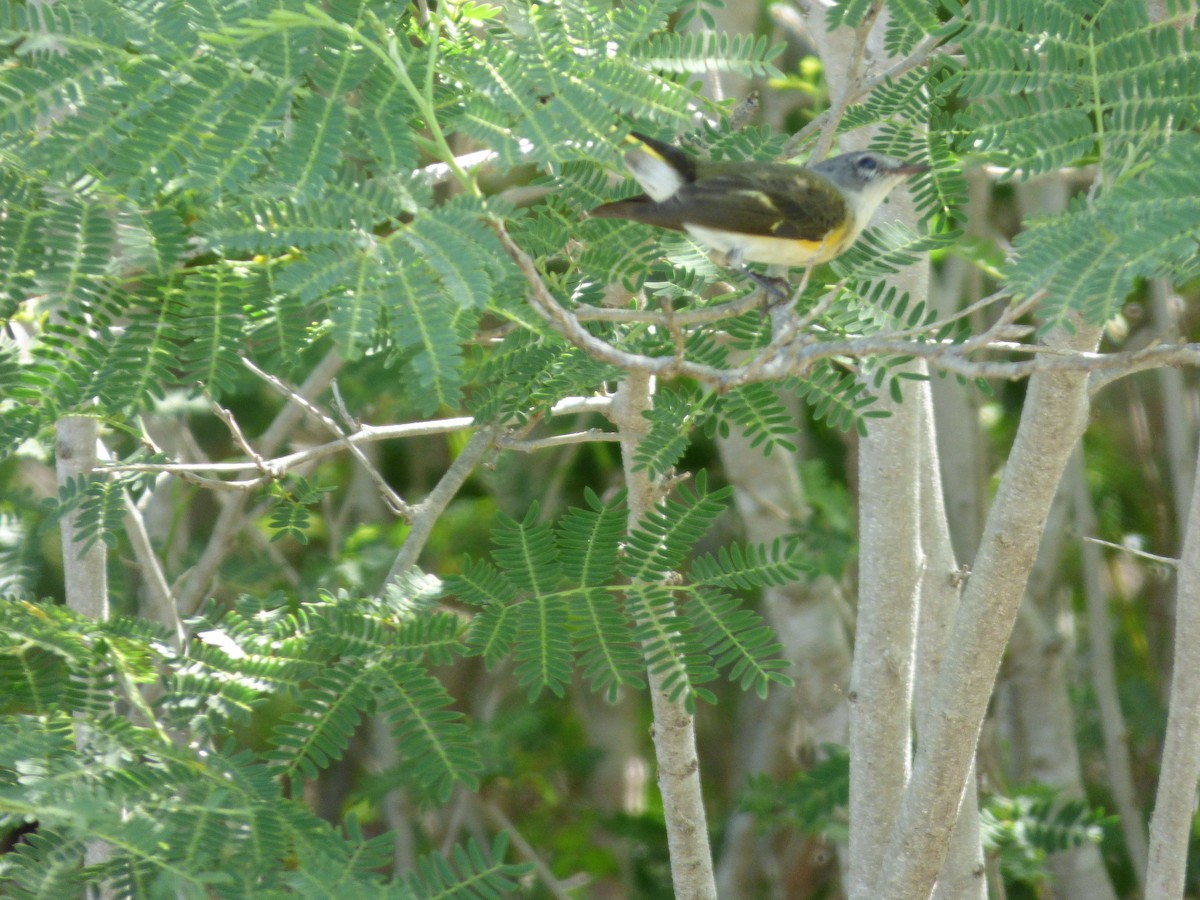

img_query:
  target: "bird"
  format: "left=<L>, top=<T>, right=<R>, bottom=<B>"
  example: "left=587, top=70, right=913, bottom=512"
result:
left=589, top=132, right=928, bottom=292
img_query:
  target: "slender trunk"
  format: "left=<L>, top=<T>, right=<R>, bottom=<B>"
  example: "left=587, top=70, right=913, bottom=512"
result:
left=612, top=372, right=717, bottom=900
left=57, top=416, right=108, bottom=621
left=914, top=385, right=986, bottom=900
left=1145, top=427, right=1200, bottom=897
left=1149, top=280, right=1197, bottom=528
left=56, top=415, right=113, bottom=895
left=875, top=320, right=1102, bottom=897
left=850, top=359, right=923, bottom=898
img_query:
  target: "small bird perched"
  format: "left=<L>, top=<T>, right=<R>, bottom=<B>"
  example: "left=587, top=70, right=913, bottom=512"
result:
left=589, top=132, right=928, bottom=287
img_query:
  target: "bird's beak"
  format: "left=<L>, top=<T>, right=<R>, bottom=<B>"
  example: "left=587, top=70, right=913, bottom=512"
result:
left=889, top=162, right=930, bottom=177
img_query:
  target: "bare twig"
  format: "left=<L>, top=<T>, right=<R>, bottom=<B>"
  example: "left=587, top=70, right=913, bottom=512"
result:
left=1081, top=536, right=1177, bottom=568
left=96, top=440, right=181, bottom=642
left=107, top=404, right=616, bottom=479
left=481, top=800, right=576, bottom=900
left=381, top=426, right=499, bottom=588
left=497, top=429, right=625, bottom=452
left=211, top=399, right=272, bottom=477
left=176, top=351, right=345, bottom=615
left=782, top=32, right=952, bottom=159
left=109, top=417, right=478, bottom=479
left=572, top=290, right=762, bottom=326
left=243, top=357, right=413, bottom=518
left=550, top=395, right=614, bottom=416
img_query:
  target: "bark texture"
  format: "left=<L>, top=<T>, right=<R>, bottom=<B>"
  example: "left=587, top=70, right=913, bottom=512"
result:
left=874, top=321, right=1102, bottom=897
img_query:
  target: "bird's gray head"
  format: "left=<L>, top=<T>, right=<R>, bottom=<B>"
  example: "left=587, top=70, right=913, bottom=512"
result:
left=810, top=151, right=928, bottom=225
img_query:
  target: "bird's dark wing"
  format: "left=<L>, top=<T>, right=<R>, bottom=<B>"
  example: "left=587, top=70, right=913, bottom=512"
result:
left=589, top=195, right=688, bottom=232
left=670, top=167, right=847, bottom=241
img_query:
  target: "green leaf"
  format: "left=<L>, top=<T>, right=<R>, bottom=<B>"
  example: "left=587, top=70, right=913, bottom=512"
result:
left=373, top=659, right=483, bottom=802
left=266, top=661, right=376, bottom=780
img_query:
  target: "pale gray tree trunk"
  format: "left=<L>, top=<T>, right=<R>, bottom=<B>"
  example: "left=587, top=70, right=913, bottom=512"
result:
left=793, top=2, right=991, bottom=894
left=930, top=171, right=993, bottom=562
left=850, top=357, right=923, bottom=899
left=57, top=416, right=108, bottom=621
left=684, top=4, right=858, bottom=888
left=874, top=315, right=1102, bottom=897
left=1145, top=428, right=1200, bottom=897
left=613, top=372, right=718, bottom=900
left=56, top=415, right=113, bottom=895
left=914, top=387, right=986, bottom=900
left=988, top=177, right=1121, bottom=899
left=1150, top=279, right=1197, bottom=527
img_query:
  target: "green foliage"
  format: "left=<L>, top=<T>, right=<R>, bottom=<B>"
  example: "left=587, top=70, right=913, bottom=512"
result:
left=399, top=833, right=527, bottom=899
left=0, top=472, right=801, bottom=890
left=1011, top=134, right=1200, bottom=333
left=787, top=364, right=887, bottom=437
left=0, top=591, right=519, bottom=896
left=939, top=0, right=1200, bottom=325
left=267, top=476, right=332, bottom=544
left=451, top=475, right=797, bottom=712
left=981, top=787, right=1116, bottom=888
left=44, top=473, right=130, bottom=553
left=3, top=0, right=1195, bottom=893
left=739, top=745, right=850, bottom=839
left=0, top=0, right=782, bottom=455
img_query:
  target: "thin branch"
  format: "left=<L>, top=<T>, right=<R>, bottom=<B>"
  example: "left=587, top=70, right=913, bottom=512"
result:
left=177, top=351, right=344, bottom=616
left=811, top=0, right=887, bottom=161
left=769, top=337, right=1200, bottom=387
left=862, top=34, right=954, bottom=93
left=497, top=429, right=625, bottom=452
left=781, top=32, right=954, bottom=160
left=381, top=426, right=499, bottom=589
left=959, top=292, right=1045, bottom=352
left=572, top=290, right=762, bottom=326
left=741, top=268, right=823, bottom=381
left=211, top=398, right=273, bottom=477
left=105, top=402, right=613, bottom=478
left=1081, top=536, right=1178, bottom=568
left=109, top=417, right=478, bottom=478
left=550, top=395, right=614, bottom=415
left=96, top=440, right=181, bottom=643
left=501, top=211, right=1200, bottom=390
left=493, top=218, right=733, bottom=383
left=243, top=357, right=413, bottom=518
left=481, top=800, right=575, bottom=900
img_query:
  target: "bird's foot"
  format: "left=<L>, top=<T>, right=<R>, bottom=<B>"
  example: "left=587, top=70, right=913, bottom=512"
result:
left=742, top=269, right=790, bottom=315
left=713, top=249, right=790, bottom=311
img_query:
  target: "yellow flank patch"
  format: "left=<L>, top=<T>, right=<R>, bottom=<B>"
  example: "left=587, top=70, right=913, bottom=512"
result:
left=685, top=220, right=854, bottom=267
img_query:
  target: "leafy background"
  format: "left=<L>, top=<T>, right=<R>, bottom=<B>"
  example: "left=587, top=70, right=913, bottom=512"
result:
left=1, top=0, right=1199, bottom=896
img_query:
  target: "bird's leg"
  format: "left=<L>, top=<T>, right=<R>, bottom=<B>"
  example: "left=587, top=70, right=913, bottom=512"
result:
left=719, top=248, right=789, bottom=305
left=745, top=269, right=790, bottom=303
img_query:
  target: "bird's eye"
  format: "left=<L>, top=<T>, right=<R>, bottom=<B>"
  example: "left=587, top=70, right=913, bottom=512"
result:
left=856, top=155, right=880, bottom=175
